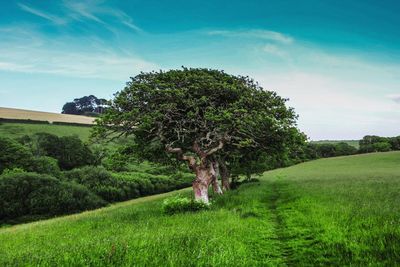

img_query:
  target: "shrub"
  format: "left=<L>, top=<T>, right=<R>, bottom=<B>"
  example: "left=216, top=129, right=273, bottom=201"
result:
left=63, top=166, right=119, bottom=202
left=0, top=137, right=33, bottom=174
left=26, top=133, right=95, bottom=170
left=30, top=156, right=61, bottom=177
left=162, top=196, right=210, bottom=215
left=0, top=172, right=105, bottom=222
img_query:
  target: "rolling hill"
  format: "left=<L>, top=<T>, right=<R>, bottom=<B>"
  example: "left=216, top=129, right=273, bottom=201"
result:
left=0, top=107, right=95, bottom=125
left=1, top=151, right=399, bottom=266
left=0, top=107, right=94, bottom=140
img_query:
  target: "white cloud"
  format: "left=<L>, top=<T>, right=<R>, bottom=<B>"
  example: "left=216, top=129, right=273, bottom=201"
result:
left=18, top=3, right=66, bottom=25
left=207, top=29, right=293, bottom=44
left=254, top=71, right=400, bottom=140
left=387, top=94, right=400, bottom=104
left=262, top=44, right=288, bottom=58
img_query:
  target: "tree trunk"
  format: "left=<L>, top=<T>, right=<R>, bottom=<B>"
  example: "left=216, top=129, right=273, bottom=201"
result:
left=219, top=160, right=231, bottom=191
left=193, top=166, right=212, bottom=203
left=211, top=161, right=223, bottom=195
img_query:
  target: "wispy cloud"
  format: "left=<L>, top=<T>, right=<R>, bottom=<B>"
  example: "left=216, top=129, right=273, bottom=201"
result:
left=64, top=1, right=104, bottom=24
left=262, top=44, right=288, bottom=58
left=207, top=29, right=293, bottom=44
left=63, top=0, right=143, bottom=33
left=0, top=48, right=157, bottom=80
left=18, top=3, right=66, bottom=25
left=387, top=94, right=400, bottom=104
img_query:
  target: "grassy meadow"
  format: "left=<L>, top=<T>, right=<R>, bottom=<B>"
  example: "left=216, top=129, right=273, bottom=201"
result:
left=1, top=151, right=399, bottom=266
left=0, top=122, right=92, bottom=141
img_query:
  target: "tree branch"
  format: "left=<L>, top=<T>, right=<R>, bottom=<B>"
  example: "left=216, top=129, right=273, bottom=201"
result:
left=205, top=139, right=224, bottom=156
left=166, top=145, right=197, bottom=169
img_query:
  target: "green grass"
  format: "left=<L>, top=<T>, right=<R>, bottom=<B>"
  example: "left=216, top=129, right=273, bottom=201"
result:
left=312, top=139, right=360, bottom=148
left=0, top=122, right=92, bottom=141
left=1, top=152, right=399, bottom=266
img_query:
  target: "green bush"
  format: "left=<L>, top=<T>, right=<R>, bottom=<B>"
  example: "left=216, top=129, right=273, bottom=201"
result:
left=0, top=137, right=33, bottom=174
left=63, top=166, right=193, bottom=203
left=31, top=156, right=61, bottom=177
left=162, top=196, right=210, bottom=215
left=0, top=172, right=105, bottom=222
left=25, top=133, right=95, bottom=170
left=63, top=166, right=119, bottom=202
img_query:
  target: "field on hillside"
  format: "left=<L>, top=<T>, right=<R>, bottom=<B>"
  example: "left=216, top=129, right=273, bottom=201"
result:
left=1, top=152, right=399, bottom=266
left=0, top=107, right=95, bottom=125
left=0, top=122, right=92, bottom=141
left=312, top=139, right=360, bottom=148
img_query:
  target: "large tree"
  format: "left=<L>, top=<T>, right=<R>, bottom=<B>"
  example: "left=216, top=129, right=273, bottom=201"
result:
left=62, top=95, right=108, bottom=116
left=93, top=68, right=301, bottom=203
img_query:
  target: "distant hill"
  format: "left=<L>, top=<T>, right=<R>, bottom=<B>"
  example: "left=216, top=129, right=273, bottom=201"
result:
left=0, top=107, right=95, bottom=125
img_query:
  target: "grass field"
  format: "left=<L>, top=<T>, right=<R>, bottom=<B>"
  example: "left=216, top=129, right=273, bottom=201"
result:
left=1, top=152, right=399, bottom=266
left=0, top=107, right=94, bottom=125
left=312, top=139, right=360, bottom=148
left=0, top=122, right=92, bottom=141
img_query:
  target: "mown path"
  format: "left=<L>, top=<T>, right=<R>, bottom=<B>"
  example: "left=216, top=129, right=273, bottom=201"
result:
left=267, top=181, right=293, bottom=266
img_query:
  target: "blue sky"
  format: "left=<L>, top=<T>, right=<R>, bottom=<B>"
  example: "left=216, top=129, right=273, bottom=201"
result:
left=0, top=0, right=399, bottom=140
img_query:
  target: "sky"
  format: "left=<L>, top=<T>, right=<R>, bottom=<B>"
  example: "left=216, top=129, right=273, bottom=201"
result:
left=0, top=0, right=399, bottom=140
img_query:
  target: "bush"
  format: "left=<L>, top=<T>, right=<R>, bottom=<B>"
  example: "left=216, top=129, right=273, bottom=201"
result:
left=63, top=166, right=119, bottom=202
left=0, top=137, right=33, bottom=174
left=0, top=172, right=105, bottom=222
left=162, top=196, right=210, bottom=215
left=26, top=133, right=95, bottom=170
left=64, top=166, right=194, bottom=203
left=31, top=156, right=61, bottom=177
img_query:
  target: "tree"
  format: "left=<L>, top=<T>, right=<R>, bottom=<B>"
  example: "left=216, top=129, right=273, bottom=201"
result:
left=93, top=68, right=301, bottom=203
left=359, top=135, right=392, bottom=153
left=62, top=95, right=108, bottom=116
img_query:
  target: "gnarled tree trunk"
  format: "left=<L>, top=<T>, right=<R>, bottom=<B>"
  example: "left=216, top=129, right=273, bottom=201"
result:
left=167, top=139, right=226, bottom=204
left=211, top=161, right=223, bottom=195
left=219, top=159, right=231, bottom=191
left=193, top=166, right=212, bottom=203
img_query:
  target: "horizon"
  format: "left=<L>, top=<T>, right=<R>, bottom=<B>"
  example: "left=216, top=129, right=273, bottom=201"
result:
left=0, top=0, right=399, bottom=140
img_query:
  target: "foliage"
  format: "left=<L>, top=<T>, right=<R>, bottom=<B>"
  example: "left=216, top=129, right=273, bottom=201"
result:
left=62, top=95, right=108, bottom=115
left=31, top=156, right=61, bottom=177
left=359, top=135, right=399, bottom=153
left=64, top=166, right=193, bottom=203
left=1, top=152, right=399, bottom=266
left=22, top=133, right=95, bottom=170
left=0, top=172, right=105, bottom=222
left=0, top=137, right=33, bottom=174
left=93, top=68, right=302, bottom=196
left=162, top=195, right=210, bottom=215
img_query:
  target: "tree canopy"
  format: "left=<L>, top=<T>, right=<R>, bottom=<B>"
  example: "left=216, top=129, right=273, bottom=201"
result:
left=62, top=95, right=108, bottom=116
left=94, top=68, right=303, bottom=202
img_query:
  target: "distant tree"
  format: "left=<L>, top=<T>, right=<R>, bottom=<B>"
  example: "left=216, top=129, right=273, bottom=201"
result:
left=359, top=135, right=392, bottom=153
left=388, top=136, right=400, bottom=150
left=62, top=102, right=79, bottom=115
left=334, top=142, right=357, bottom=156
left=93, top=68, right=301, bottom=203
left=62, top=95, right=108, bottom=116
